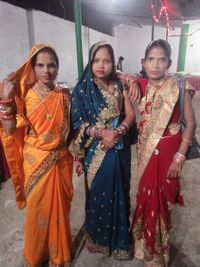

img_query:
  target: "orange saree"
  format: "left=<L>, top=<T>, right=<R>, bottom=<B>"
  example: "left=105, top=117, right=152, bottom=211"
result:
left=0, top=44, right=73, bottom=267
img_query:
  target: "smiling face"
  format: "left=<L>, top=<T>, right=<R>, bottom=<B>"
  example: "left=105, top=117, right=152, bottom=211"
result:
left=34, top=51, right=58, bottom=87
left=143, top=46, right=170, bottom=83
left=91, top=46, right=113, bottom=82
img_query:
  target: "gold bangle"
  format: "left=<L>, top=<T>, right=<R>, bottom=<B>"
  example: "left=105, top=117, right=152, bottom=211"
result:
left=173, top=152, right=186, bottom=165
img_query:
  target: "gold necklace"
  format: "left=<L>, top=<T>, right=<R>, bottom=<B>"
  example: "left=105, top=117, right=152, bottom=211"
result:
left=34, top=83, right=53, bottom=120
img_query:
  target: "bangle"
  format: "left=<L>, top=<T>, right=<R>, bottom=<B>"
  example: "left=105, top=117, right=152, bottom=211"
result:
left=95, top=127, right=104, bottom=139
left=121, top=122, right=129, bottom=131
left=0, top=98, right=13, bottom=104
left=173, top=152, right=186, bottom=165
left=0, top=113, right=15, bottom=120
left=115, top=123, right=128, bottom=136
left=182, top=136, right=192, bottom=144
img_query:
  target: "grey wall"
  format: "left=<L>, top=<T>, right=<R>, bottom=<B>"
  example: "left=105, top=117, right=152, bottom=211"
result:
left=0, top=1, right=116, bottom=87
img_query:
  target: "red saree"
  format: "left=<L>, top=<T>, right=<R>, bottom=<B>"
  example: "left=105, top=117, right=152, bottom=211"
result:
left=132, top=77, right=184, bottom=267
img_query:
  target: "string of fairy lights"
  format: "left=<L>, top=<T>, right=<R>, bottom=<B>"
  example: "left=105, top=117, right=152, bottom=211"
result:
left=151, top=0, right=170, bottom=36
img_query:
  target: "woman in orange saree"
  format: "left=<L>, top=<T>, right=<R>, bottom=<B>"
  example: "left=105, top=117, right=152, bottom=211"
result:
left=0, top=44, right=73, bottom=267
left=131, top=40, right=196, bottom=267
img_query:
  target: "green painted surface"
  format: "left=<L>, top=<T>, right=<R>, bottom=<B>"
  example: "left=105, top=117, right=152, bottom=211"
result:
left=73, top=0, right=84, bottom=79
left=177, top=24, right=189, bottom=72
left=151, top=19, right=155, bottom=41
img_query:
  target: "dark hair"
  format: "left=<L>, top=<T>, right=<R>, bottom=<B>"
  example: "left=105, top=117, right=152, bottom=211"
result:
left=119, top=56, right=124, bottom=60
left=31, top=47, right=59, bottom=69
left=144, top=39, right=172, bottom=68
left=92, top=44, right=116, bottom=79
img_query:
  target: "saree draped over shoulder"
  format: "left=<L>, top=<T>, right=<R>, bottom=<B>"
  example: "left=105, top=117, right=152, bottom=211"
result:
left=70, top=42, right=132, bottom=259
left=0, top=44, right=73, bottom=267
left=132, top=76, right=184, bottom=267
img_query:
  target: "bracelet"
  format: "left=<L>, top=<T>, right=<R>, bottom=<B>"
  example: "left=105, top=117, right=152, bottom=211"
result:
left=173, top=152, right=186, bottom=165
left=121, top=122, right=129, bottom=131
left=173, top=158, right=183, bottom=165
left=0, top=98, right=13, bottom=104
left=85, top=126, right=105, bottom=139
left=115, top=123, right=128, bottom=136
left=0, top=113, right=15, bottom=120
left=0, top=105, right=14, bottom=114
left=182, top=136, right=192, bottom=144
left=95, top=127, right=104, bottom=139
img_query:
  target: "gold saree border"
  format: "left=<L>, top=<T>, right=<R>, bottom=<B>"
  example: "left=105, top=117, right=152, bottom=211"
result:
left=138, top=77, right=179, bottom=178
left=133, top=216, right=170, bottom=267
left=25, top=90, right=71, bottom=198
left=86, top=82, right=122, bottom=188
left=86, top=233, right=132, bottom=259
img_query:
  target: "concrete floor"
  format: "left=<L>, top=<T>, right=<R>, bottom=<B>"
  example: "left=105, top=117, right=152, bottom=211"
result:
left=0, top=93, right=200, bottom=267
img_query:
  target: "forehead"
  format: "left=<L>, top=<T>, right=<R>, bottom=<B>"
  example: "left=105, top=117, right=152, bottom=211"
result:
left=36, top=51, right=56, bottom=62
left=146, top=47, right=168, bottom=58
left=94, top=47, right=110, bottom=58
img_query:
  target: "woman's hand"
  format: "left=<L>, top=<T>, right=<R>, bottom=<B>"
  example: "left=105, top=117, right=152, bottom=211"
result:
left=100, top=129, right=119, bottom=150
left=127, top=79, right=141, bottom=103
left=75, top=160, right=84, bottom=177
left=2, top=72, right=17, bottom=99
left=166, top=161, right=182, bottom=179
left=116, top=72, right=140, bottom=102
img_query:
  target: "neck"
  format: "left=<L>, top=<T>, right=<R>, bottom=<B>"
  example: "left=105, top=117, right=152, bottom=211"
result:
left=95, top=77, right=109, bottom=84
left=149, top=76, right=167, bottom=87
left=36, top=80, right=55, bottom=91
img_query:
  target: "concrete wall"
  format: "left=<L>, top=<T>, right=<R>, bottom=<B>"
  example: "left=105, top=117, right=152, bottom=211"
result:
left=115, top=24, right=181, bottom=74
left=0, top=1, right=116, bottom=87
left=184, top=20, right=200, bottom=73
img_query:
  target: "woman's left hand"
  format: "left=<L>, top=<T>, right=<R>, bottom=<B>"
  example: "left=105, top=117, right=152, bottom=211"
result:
left=116, top=72, right=140, bottom=102
left=166, top=161, right=182, bottom=179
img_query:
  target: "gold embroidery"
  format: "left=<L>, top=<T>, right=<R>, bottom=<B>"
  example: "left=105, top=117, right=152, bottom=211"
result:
left=86, top=233, right=110, bottom=256
left=69, top=122, right=90, bottom=157
left=87, top=143, right=106, bottom=188
left=138, top=77, right=179, bottom=178
left=38, top=215, right=49, bottom=229
left=24, top=153, right=37, bottom=165
left=134, top=237, right=144, bottom=260
left=25, top=150, right=61, bottom=197
left=86, top=233, right=132, bottom=259
left=49, top=244, right=57, bottom=258
left=58, top=91, right=71, bottom=148
left=25, top=90, right=71, bottom=197
left=133, top=216, right=170, bottom=267
left=42, top=131, right=56, bottom=143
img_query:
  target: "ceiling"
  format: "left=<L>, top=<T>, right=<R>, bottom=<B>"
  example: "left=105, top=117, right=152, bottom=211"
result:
left=81, top=0, right=200, bottom=29
left=2, top=0, right=200, bottom=35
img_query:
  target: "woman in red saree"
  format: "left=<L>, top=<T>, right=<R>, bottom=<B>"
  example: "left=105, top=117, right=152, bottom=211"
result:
left=131, top=40, right=196, bottom=267
left=0, top=44, right=73, bottom=266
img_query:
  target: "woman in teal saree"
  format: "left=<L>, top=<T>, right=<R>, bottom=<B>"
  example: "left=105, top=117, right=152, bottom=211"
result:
left=70, top=42, right=135, bottom=259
